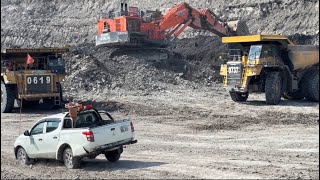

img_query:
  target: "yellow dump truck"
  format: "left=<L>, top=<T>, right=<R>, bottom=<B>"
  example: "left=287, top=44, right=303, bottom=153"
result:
left=220, top=35, right=319, bottom=104
left=1, top=47, right=69, bottom=112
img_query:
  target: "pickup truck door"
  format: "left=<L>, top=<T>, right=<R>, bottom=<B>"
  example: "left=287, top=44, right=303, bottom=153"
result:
left=27, top=121, right=46, bottom=158
left=40, top=119, right=61, bottom=159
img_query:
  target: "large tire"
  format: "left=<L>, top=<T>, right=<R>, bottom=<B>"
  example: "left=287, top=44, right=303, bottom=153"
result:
left=304, top=69, right=319, bottom=102
left=16, top=147, right=33, bottom=165
left=283, top=89, right=304, bottom=100
left=105, top=150, right=121, bottom=162
left=265, top=72, right=283, bottom=105
left=229, top=92, right=249, bottom=102
left=1, top=80, right=15, bottom=113
left=63, top=147, right=81, bottom=169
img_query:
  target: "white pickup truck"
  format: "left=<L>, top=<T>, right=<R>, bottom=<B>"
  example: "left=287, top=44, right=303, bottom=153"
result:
left=14, top=108, right=137, bottom=169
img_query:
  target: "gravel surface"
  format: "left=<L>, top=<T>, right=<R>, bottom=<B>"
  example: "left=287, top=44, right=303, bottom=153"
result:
left=1, top=88, right=319, bottom=179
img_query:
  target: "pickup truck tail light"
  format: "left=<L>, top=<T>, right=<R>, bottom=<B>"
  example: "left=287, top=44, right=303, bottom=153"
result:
left=130, top=121, right=134, bottom=132
left=82, top=131, right=94, bottom=142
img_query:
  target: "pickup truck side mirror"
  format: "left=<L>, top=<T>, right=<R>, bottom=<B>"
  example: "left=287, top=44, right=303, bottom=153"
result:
left=23, top=130, right=30, bottom=136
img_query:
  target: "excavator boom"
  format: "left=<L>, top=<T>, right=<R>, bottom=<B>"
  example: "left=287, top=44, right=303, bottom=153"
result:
left=158, top=2, right=233, bottom=39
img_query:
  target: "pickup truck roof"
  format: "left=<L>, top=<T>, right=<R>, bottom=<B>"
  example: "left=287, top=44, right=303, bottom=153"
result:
left=36, top=108, right=101, bottom=121
left=33, top=109, right=114, bottom=127
left=48, top=113, right=68, bottom=119
left=34, top=113, right=68, bottom=123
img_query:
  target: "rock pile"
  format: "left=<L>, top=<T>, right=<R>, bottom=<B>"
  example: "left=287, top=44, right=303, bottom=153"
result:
left=63, top=40, right=222, bottom=96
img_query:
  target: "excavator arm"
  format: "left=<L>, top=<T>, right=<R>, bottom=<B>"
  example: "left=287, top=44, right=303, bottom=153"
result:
left=158, top=2, right=248, bottom=40
left=159, top=3, right=242, bottom=39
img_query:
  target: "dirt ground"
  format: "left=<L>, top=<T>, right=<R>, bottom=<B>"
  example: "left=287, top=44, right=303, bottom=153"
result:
left=1, top=87, right=319, bottom=179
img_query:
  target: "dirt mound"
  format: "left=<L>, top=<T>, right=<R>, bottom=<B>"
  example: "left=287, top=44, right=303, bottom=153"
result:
left=63, top=41, right=220, bottom=96
left=289, top=33, right=320, bottom=45
left=167, top=36, right=227, bottom=81
left=62, top=32, right=318, bottom=99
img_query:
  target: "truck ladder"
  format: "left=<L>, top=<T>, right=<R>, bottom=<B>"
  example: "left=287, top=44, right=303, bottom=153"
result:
left=241, top=66, right=248, bottom=89
left=54, top=82, right=61, bottom=106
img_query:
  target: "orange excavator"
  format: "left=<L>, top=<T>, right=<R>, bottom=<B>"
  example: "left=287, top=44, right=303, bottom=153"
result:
left=96, top=0, right=249, bottom=60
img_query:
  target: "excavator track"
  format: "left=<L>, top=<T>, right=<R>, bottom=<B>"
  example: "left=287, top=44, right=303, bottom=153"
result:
left=109, top=48, right=178, bottom=62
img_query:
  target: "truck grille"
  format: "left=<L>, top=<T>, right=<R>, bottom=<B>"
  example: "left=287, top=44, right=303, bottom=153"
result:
left=226, top=62, right=243, bottom=90
left=26, top=75, right=52, bottom=93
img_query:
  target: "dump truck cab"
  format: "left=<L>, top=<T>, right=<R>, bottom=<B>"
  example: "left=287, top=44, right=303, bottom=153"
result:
left=1, top=47, right=69, bottom=113
left=220, top=35, right=319, bottom=104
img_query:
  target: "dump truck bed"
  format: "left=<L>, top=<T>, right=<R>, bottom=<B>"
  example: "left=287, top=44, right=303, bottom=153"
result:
left=222, top=34, right=319, bottom=71
left=222, top=34, right=295, bottom=46
left=288, top=45, right=319, bottom=71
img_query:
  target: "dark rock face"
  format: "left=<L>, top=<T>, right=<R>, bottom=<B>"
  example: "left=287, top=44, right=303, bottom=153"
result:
left=1, top=0, right=319, bottom=48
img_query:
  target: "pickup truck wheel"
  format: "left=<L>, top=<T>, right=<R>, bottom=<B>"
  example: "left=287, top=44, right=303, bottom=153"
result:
left=63, top=147, right=81, bottom=169
left=16, top=147, right=33, bottom=165
left=105, top=151, right=121, bottom=162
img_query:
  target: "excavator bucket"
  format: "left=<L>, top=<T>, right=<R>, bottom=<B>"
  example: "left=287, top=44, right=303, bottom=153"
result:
left=227, top=20, right=250, bottom=36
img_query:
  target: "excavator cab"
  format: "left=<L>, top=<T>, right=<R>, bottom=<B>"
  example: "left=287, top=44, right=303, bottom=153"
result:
left=114, top=0, right=129, bottom=17
left=103, top=0, right=138, bottom=19
left=120, top=0, right=128, bottom=13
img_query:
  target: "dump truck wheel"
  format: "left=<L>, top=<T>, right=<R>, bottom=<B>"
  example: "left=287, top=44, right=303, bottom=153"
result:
left=285, top=69, right=314, bottom=101
left=229, top=92, right=249, bottom=102
left=283, top=89, right=304, bottom=100
left=1, top=80, right=15, bottom=113
left=304, top=70, right=319, bottom=102
left=265, top=72, right=283, bottom=105
left=283, top=74, right=305, bottom=100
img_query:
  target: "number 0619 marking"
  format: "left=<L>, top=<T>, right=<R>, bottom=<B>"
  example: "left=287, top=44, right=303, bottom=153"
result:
left=27, top=76, right=51, bottom=84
